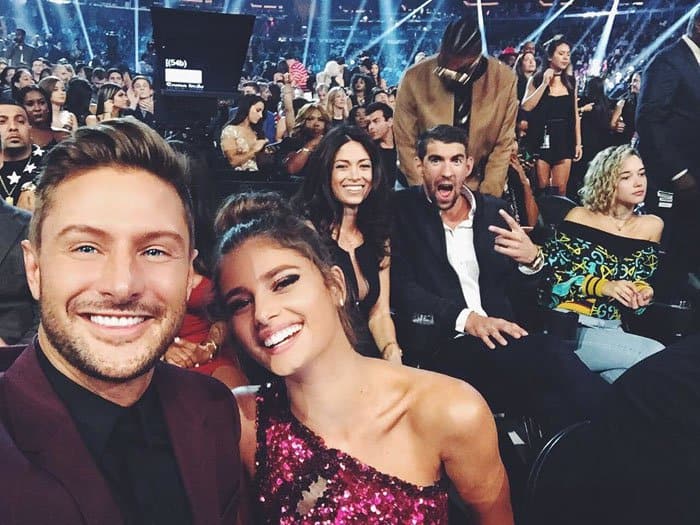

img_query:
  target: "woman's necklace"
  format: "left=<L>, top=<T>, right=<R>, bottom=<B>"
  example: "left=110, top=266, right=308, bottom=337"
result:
left=608, top=211, right=634, bottom=231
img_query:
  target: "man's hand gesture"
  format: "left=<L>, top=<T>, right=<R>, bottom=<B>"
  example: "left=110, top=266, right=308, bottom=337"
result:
left=489, top=209, right=540, bottom=265
left=465, top=312, right=528, bottom=350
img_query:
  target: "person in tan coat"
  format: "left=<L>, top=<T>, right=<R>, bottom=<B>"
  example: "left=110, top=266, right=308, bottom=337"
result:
left=394, top=17, right=518, bottom=197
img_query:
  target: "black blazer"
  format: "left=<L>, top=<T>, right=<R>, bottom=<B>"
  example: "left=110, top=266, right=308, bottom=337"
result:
left=0, top=202, right=38, bottom=345
left=390, top=186, right=519, bottom=340
left=636, top=38, right=700, bottom=193
left=0, top=345, right=250, bottom=524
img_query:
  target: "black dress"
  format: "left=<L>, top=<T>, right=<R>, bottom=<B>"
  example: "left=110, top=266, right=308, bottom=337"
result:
left=526, top=88, right=576, bottom=164
left=330, top=242, right=381, bottom=357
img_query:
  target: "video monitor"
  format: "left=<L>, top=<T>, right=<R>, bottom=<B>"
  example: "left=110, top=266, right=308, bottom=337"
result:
left=151, top=7, right=255, bottom=98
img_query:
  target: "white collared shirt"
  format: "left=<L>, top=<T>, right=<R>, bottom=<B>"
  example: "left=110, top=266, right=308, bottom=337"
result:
left=434, top=187, right=487, bottom=333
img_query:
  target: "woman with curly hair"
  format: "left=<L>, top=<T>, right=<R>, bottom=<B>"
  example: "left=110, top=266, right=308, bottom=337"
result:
left=294, top=125, right=402, bottom=362
left=491, top=145, right=665, bottom=382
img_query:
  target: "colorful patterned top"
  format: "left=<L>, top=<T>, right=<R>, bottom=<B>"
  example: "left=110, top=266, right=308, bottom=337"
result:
left=254, top=381, right=449, bottom=524
left=541, top=221, right=660, bottom=320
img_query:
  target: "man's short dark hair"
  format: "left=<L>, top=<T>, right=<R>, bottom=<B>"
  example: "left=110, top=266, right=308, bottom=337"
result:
left=15, top=28, right=27, bottom=38
left=371, top=87, right=388, bottom=102
left=29, top=118, right=194, bottom=250
left=416, top=125, right=469, bottom=160
left=241, top=81, right=260, bottom=94
left=91, top=67, right=106, bottom=80
left=365, top=101, right=393, bottom=120
left=106, top=67, right=122, bottom=79
left=131, top=74, right=152, bottom=87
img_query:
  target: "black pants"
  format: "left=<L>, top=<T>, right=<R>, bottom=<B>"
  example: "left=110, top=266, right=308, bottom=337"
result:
left=431, top=333, right=611, bottom=435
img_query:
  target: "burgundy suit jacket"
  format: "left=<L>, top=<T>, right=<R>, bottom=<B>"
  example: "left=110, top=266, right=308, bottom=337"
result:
left=0, top=344, right=250, bottom=524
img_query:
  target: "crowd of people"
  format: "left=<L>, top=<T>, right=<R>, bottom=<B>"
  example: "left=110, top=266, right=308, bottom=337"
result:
left=0, top=2, right=699, bottom=524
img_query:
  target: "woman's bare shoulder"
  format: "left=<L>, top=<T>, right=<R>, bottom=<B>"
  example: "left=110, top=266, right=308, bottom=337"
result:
left=398, top=366, right=491, bottom=437
left=232, top=384, right=260, bottom=425
left=637, top=214, right=664, bottom=241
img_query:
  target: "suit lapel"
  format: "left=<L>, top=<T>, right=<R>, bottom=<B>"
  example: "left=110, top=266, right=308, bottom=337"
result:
left=3, top=347, right=123, bottom=525
left=156, top=365, right=219, bottom=525
left=0, top=204, right=27, bottom=267
left=412, top=188, right=449, bottom=263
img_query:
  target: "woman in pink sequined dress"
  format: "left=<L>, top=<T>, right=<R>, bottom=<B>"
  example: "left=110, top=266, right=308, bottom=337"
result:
left=213, top=194, right=514, bottom=525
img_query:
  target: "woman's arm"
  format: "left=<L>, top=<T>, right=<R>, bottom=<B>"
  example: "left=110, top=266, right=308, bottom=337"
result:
left=521, top=70, right=552, bottom=111
left=284, top=135, right=322, bottom=175
left=282, top=82, right=295, bottom=137
left=439, top=381, right=514, bottom=525
left=367, top=256, right=402, bottom=363
left=573, top=82, right=583, bottom=161
left=221, top=125, right=259, bottom=168
left=610, top=99, right=624, bottom=131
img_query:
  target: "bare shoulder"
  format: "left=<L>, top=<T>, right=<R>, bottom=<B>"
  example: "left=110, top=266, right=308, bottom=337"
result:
left=401, top=367, right=492, bottom=439
left=563, top=206, right=591, bottom=223
left=637, top=214, right=664, bottom=242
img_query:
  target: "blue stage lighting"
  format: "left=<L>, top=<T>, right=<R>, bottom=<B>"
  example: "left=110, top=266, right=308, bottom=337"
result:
left=302, top=0, right=317, bottom=68
left=590, top=0, right=621, bottom=76
left=342, top=0, right=368, bottom=57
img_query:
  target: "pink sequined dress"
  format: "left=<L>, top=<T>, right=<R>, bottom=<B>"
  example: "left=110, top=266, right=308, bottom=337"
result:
left=254, top=381, right=449, bottom=524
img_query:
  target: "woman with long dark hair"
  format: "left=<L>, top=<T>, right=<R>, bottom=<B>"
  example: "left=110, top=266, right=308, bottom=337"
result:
left=213, top=192, right=513, bottom=524
left=513, top=51, right=537, bottom=101
left=295, top=125, right=401, bottom=361
left=220, top=94, right=268, bottom=171
left=610, top=71, right=641, bottom=145
left=85, top=82, right=131, bottom=126
left=10, top=68, right=34, bottom=101
left=37, top=76, right=78, bottom=132
left=349, top=73, right=371, bottom=107
left=522, top=36, right=582, bottom=195
left=64, top=77, right=94, bottom=127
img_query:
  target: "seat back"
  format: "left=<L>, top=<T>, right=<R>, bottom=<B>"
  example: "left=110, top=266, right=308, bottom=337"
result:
left=527, top=420, right=600, bottom=525
left=536, top=194, right=577, bottom=228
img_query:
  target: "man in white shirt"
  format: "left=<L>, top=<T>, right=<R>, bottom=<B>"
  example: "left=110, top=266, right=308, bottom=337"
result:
left=391, top=125, right=609, bottom=431
left=636, top=3, right=700, bottom=296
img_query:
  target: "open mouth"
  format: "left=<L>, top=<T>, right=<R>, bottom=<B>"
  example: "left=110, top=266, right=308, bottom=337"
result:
left=436, top=182, right=454, bottom=199
left=262, top=323, right=302, bottom=350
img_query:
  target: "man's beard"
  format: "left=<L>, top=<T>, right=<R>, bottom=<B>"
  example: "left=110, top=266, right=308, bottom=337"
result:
left=40, top=297, right=182, bottom=383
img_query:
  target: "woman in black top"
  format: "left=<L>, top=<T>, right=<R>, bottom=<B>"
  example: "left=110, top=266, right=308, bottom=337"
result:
left=295, top=126, right=402, bottom=362
left=522, top=36, right=582, bottom=196
left=610, top=71, right=641, bottom=146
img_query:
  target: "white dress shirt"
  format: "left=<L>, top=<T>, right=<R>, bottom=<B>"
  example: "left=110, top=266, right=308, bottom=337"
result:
left=437, top=188, right=487, bottom=333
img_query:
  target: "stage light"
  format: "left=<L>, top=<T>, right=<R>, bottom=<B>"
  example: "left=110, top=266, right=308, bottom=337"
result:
left=35, top=0, right=50, bottom=34
left=318, top=0, right=331, bottom=66
left=618, top=0, right=661, bottom=67
left=133, top=0, right=140, bottom=73
left=376, top=0, right=398, bottom=66
left=631, top=7, right=694, bottom=69
left=72, top=0, right=94, bottom=60
left=358, top=0, right=434, bottom=58
left=302, top=0, right=317, bottom=68
left=408, top=0, right=443, bottom=65
left=589, top=0, right=621, bottom=76
left=342, top=0, right=368, bottom=57
left=519, top=0, right=574, bottom=48
left=476, top=0, right=487, bottom=54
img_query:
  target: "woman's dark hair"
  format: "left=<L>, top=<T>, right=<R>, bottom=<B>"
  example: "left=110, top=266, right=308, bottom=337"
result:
left=212, top=192, right=357, bottom=348
left=18, top=85, right=53, bottom=126
left=95, top=82, right=125, bottom=116
left=1, top=67, right=16, bottom=87
left=294, top=125, right=391, bottom=266
left=64, top=77, right=93, bottom=126
left=532, top=36, right=575, bottom=93
left=584, top=76, right=612, bottom=127
left=514, top=51, right=536, bottom=77
left=348, top=105, right=366, bottom=127
left=350, top=73, right=370, bottom=94
left=10, top=68, right=33, bottom=100
left=168, top=140, right=217, bottom=276
left=226, top=94, right=265, bottom=139
left=266, top=82, right=281, bottom=113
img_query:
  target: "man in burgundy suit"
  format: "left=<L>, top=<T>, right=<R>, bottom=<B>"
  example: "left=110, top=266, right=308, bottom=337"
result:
left=0, top=118, right=249, bottom=524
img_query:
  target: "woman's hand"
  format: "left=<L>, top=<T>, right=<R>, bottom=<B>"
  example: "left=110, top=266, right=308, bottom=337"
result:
left=253, top=138, right=268, bottom=153
left=579, top=102, right=594, bottom=113
left=636, top=285, right=654, bottom=308
left=164, top=337, right=216, bottom=368
left=601, top=280, right=642, bottom=309
left=104, top=99, right=114, bottom=116
left=489, top=209, right=540, bottom=265
left=574, top=144, right=583, bottom=162
left=542, top=68, right=556, bottom=86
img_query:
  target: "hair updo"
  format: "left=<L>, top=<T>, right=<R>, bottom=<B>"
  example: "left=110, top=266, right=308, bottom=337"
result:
left=212, top=191, right=357, bottom=347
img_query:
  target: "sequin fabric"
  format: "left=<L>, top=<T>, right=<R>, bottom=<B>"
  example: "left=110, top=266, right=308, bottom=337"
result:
left=254, top=381, right=449, bottom=524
